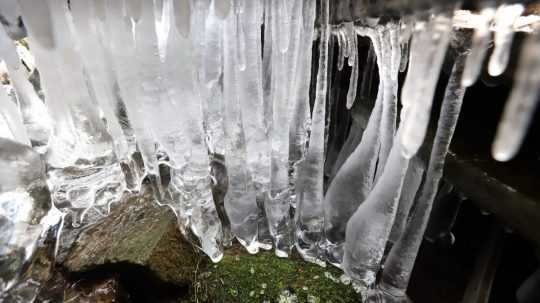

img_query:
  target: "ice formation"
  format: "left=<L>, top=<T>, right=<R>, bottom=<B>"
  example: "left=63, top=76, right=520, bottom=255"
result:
left=0, top=0, right=538, bottom=300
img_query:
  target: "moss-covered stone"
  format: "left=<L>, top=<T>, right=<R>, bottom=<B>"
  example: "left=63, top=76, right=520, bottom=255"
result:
left=187, top=248, right=361, bottom=303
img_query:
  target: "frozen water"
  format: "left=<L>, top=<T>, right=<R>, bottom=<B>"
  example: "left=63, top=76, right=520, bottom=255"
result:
left=0, top=138, right=51, bottom=295
left=492, top=32, right=540, bottom=162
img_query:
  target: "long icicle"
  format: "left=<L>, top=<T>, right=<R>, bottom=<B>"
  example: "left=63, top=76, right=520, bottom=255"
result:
left=368, top=44, right=469, bottom=303
left=295, top=0, right=328, bottom=266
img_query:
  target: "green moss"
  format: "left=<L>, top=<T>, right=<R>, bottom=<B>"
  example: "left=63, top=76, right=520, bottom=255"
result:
left=188, top=249, right=361, bottom=303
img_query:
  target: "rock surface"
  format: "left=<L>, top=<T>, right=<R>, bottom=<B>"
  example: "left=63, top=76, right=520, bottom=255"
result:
left=63, top=191, right=200, bottom=286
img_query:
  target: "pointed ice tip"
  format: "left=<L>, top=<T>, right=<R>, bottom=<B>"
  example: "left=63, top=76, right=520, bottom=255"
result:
left=461, top=77, right=475, bottom=88
left=492, top=145, right=515, bottom=162
left=209, top=252, right=224, bottom=263
left=488, top=63, right=505, bottom=77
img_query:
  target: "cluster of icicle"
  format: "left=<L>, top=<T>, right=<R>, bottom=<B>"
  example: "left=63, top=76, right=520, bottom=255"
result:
left=1, top=0, right=540, bottom=301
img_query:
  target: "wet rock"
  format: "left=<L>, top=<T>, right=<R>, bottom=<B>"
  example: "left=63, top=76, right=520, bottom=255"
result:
left=63, top=190, right=200, bottom=287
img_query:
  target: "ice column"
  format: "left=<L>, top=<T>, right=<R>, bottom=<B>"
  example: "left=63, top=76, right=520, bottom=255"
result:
left=236, top=0, right=271, bottom=219
left=0, top=138, right=51, bottom=296
left=70, top=0, right=137, bottom=189
left=289, top=0, right=316, bottom=210
left=105, top=0, right=160, bottom=195
left=159, top=0, right=224, bottom=262
left=341, top=127, right=410, bottom=290
left=369, top=49, right=468, bottom=303
left=264, top=0, right=294, bottom=257
left=388, top=157, right=425, bottom=245
left=221, top=0, right=260, bottom=254
left=21, top=0, right=126, bottom=226
left=295, top=0, right=327, bottom=265
left=492, top=31, right=540, bottom=162
left=322, top=26, right=383, bottom=267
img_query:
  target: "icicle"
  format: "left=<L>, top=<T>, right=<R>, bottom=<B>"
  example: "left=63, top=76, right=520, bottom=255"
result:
left=17, top=0, right=55, bottom=49
left=345, top=23, right=359, bottom=110
left=155, top=0, right=171, bottom=61
left=461, top=6, right=495, bottom=87
left=295, top=0, right=327, bottom=266
left=399, top=15, right=452, bottom=159
left=222, top=4, right=259, bottom=254
left=492, top=31, right=540, bottom=162
left=375, top=22, right=400, bottom=180
left=24, top=0, right=126, bottom=227
left=346, top=23, right=356, bottom=67
left=234, top=0, right=247, bottom=71
left=277, top=0, right=291, bottom=53
left=0, top=138, right=51, bottom=297
left=369, top=47, right=468, bottom=303
left=399, top=18, right=413, bottom=73
left=265, top=0, right=294, bottom=257
left=488, top=4, right=524, bottom=77
left=323, top=68, right=382, bottom=267
left=341, top=126, right=409, bottom=290
left=337, top=29, right=345, bottom=71
left=7, top=66, right=52, bottom=153
left=105, top=0, right=161, bottom=192
left=163, top=0, right=224, bottom=261
left=0, top=86, right=30, bottom=145
left=70, top=0, right=131, bottom=165
left=388, top=157, right=425, bottom=244
left=201, top=2, right=226, bottom=156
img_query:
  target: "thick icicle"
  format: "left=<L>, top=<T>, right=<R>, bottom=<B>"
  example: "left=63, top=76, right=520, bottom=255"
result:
left=388, top=157, right=425, bottom=244
left=341, top=126, right=410, bottom=290
left=21, top=0, right=126, bottom=226
left=322, top=25, right=384, bottom=267
left=0, top=138, right=51, bottom=297
left=222, top=0, right=260, bottom=254
left=492, top=31, right=540, bottom=162
left=487, top=4, right=524, bottom=77
left=70, top=0, right=132, bottom=170
left=289, top=0, right=316, bottom=209
left=461, top=5, right=495, bottom=87
left=295, top=0, right=327, bottom=265
left=237, top=0, right=270, bottom=210
left=159, top=0, right=224, bottom=261
left=105, top=0, right=160, bottom=194
left=7, top=65, right=52, bottom=153
left=399, top=15, right=452, bottom=159
left=368, top=49, right=468, bottom=303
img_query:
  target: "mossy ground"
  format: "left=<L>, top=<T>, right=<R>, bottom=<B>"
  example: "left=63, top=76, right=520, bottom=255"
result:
left=186, top=247, right=361, bottom=303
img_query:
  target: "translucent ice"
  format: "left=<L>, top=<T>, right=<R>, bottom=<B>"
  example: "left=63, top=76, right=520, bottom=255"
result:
left=0, top=138, right=51, bottom=295
left=295, top=0, right=327, bottom=265
left=492, top=32, right=540, bottom=162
